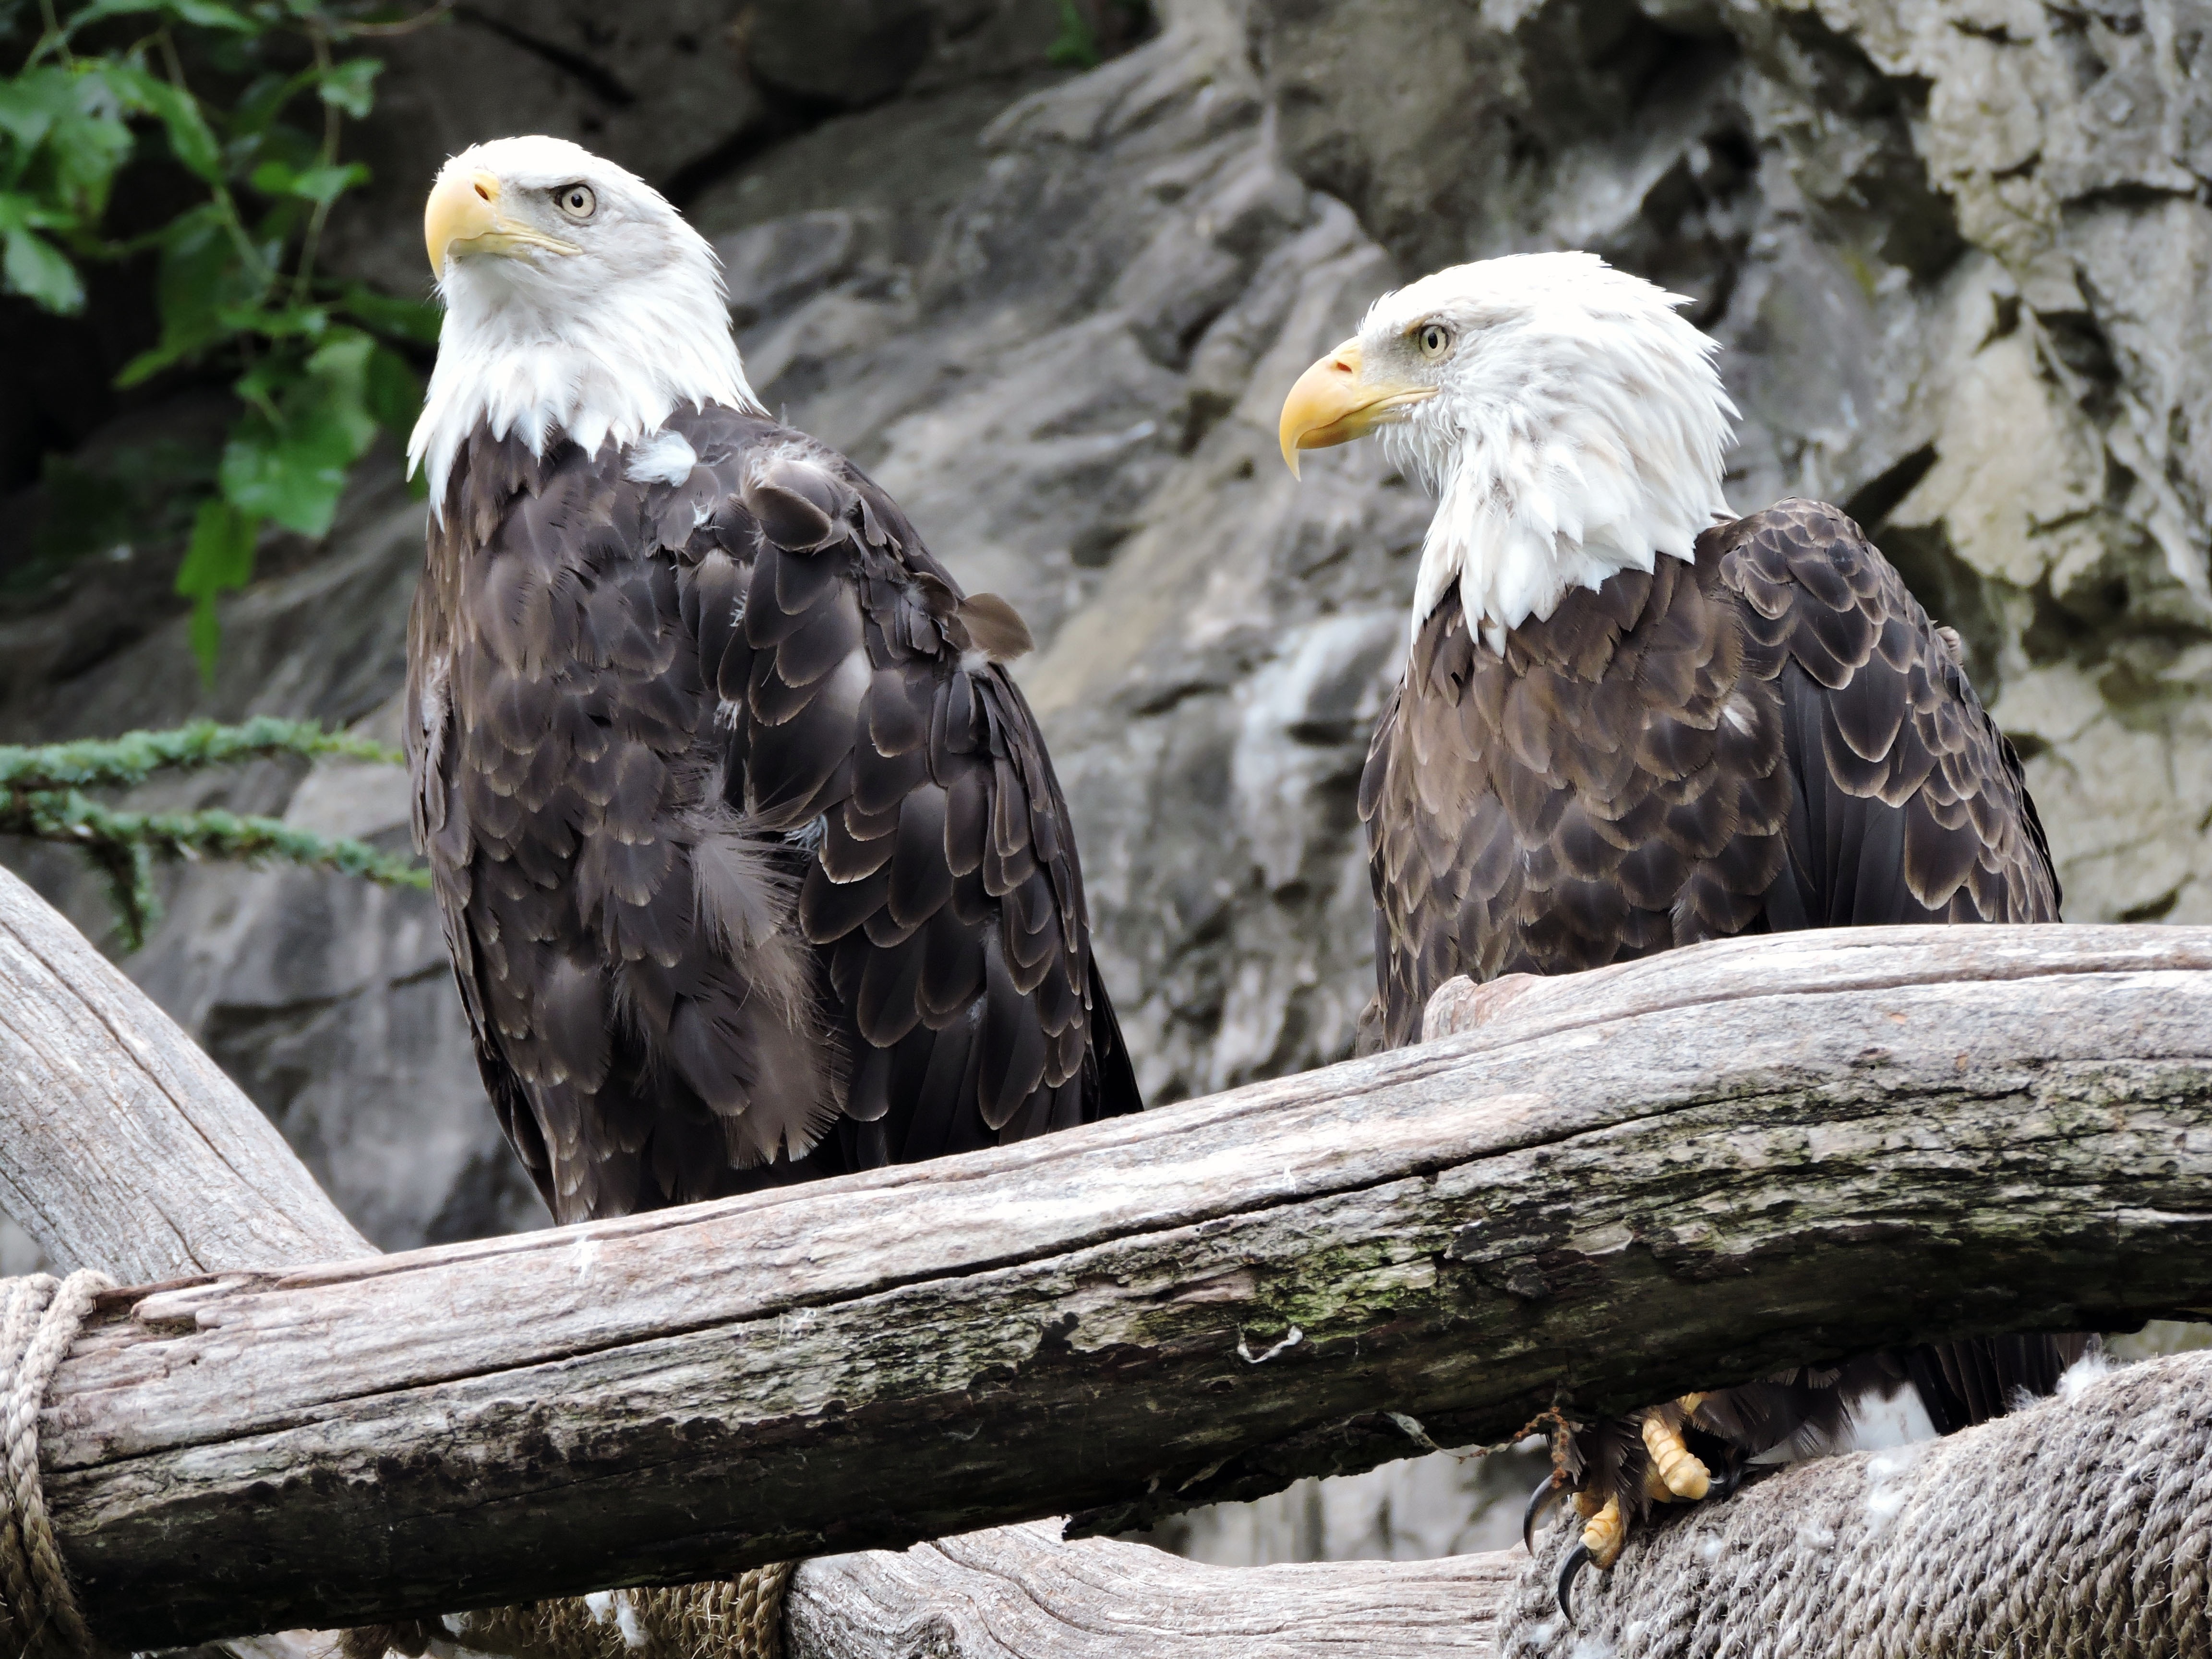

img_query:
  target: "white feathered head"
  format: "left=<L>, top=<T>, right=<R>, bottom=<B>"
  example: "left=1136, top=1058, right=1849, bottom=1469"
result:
left=408, top=134, right=762, bottom=516
left=1278, top=252, right=1736, bottom=650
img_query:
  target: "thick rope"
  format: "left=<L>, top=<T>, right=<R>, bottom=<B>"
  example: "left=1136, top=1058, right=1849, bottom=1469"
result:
left=1504, top=1348, right=2212, bottom=1658
left=345, top=1563, right=796, bottom=1659
left=0, top=1272, right=113, bottom=1659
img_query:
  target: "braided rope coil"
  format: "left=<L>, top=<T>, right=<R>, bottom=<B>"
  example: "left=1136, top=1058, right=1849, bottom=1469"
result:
left=0, top=1272, right=113, bottom=1659
left=1504, top=1349, right=2212, bottom=1659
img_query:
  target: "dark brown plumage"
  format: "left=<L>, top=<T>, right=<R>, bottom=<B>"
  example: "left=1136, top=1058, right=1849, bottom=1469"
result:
left=1357, top=499, right=2078, bottom=1552
left=408, top=403, right=1141, bottom=1225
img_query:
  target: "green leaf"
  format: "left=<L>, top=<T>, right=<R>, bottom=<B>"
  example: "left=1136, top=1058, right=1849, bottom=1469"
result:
left=104, top=64, right=226, bottom=184
left=341, top=283, right=441, bottom=345
left=117, top=204, right=271, bottom=384
left=250, top=157, right=367, bottom=205
left=218, top=330, right=380, bottom=536
left=316, top=58, right=382, bottom=120
left=176, top=497, right=261, bottom=681
left=44, top=78, right=135, bottom=217
left=66, top=0, right=257, bottom=31
left=228, top=72, right=299, bottom=141
left=167, top=0, right=261, bottom=28
left=0, top=68, right=78, bottom=152
left=2, top=225, right=85, bottom=313
left=363, top=342, right=421, bottom=441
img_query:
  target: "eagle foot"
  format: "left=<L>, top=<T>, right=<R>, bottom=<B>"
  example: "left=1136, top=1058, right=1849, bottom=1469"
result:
left=1640, top=1404, right=1713, bottom=1500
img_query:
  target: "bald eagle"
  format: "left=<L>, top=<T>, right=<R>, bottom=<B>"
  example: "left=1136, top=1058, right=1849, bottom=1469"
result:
left=1279, top=252, right=2084, bottom=1609
left=405, top=136, right=1140, bottom=1225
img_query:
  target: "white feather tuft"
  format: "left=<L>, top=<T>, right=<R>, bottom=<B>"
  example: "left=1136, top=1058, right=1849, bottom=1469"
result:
left=626, top=428, right=698, bottom=485
left=2055, top=1344, right=2116, bottom=1403
left=1362, top=251, right=1737, bottom=648
left=409, top=135, right=762, bottom=517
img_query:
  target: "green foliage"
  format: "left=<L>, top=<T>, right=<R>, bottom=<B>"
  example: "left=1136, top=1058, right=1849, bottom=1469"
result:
left=1046, top=0, right=1098, bottom=68
left=0, top=0, right=445, bottom=676
left=0, top=715, right=428, bottom=950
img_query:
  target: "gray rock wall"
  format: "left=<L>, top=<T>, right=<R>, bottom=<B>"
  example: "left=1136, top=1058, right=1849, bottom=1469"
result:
left=2, top=0, right=2207, bottom=1566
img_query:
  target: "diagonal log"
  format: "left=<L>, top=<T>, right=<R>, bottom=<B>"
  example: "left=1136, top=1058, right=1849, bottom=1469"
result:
left=9, top=903, right=2208, bottom=1646
left=0, top=866, right=373, bottom=1279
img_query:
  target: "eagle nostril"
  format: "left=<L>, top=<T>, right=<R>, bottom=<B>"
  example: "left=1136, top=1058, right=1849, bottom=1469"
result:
left=474, top=181, right=492, bottom=201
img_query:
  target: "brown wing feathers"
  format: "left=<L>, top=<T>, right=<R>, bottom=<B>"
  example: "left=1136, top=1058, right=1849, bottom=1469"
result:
left=1358, top=495, right=2072, bottom=1515
left=409, top=406, right=1138, bottom=1225
left=1717, top=499, right=2060, bottom=931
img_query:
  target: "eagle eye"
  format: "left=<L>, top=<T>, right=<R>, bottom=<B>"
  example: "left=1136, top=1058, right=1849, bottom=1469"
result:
left=1416, top=322, right=1451, bottom=359
left=555, top=183, right=597, bottom=221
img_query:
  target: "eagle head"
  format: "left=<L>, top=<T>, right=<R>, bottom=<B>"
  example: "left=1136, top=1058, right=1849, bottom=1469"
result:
left=1278, top=252, right=1737, bottom=650
left=409, top=134, right=761, bottom=516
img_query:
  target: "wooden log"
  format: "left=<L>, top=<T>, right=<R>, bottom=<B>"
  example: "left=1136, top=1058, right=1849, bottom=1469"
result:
left=0, top=864, right=373, bottom=1281
left=785, top=1523, right=1517, bottom=1658
left=0, top=856, right=1522, bottom=1659
left=26, top=923, right=2212, bottom=1647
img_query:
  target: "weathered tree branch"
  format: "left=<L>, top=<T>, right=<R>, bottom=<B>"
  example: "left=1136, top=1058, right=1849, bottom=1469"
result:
left=12, top=910, right=2207, bottom=1646
left=0, top=864, right=373, bottom=1281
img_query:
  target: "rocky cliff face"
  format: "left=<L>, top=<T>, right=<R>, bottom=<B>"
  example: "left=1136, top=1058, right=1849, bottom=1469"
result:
left=2, top=0, right=2207, bottom=1562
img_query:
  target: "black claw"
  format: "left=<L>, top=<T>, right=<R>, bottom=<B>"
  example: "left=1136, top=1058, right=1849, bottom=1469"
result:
left=1557, top=1541, right=1593, bottom=1624
left=1522, top=1473, right=1566, bottom=1554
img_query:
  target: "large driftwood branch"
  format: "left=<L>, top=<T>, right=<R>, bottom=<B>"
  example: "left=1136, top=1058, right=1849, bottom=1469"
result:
left=13, top=913, right=2209, bottom=1646
left=0, top=861, right=1524, bottom=1658
left=0, top=866, right=373, bottom=1279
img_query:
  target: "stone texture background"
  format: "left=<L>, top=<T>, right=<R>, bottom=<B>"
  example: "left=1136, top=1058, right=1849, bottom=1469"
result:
left=4, top=0, right=2210, bottom=1565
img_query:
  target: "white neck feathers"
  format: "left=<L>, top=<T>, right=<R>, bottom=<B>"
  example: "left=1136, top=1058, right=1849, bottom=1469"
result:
left=1380, top=259, right=1736, bottom=652
left=409, top=248, right=761, bottom=517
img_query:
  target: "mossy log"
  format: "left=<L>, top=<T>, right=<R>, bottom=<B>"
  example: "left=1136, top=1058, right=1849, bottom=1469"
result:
left=6, top=900, right=2203, bottom=1646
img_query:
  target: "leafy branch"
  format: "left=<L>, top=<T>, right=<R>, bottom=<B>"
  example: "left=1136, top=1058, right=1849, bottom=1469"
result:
left=0, top=717, right=428, bottom=950
left=0, top=0, right=445, bottom=676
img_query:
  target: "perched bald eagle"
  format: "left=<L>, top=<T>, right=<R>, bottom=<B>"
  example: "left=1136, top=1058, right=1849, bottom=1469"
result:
left=1279, top=252, right=2083, bottom=1609
left=406, top=136, right=1140, bottom=1225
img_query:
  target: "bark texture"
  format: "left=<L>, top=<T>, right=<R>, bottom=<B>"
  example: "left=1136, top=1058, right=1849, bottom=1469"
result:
left=24, top=922, right=2212, bottom=1646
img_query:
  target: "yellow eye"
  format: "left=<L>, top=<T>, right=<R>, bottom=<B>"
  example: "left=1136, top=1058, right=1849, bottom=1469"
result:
left=556, top=183, right=596, bottom=220
left=1416, top=322, right=1450, bottom=358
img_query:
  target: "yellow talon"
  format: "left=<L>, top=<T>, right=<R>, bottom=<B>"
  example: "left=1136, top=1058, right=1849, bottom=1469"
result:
left=1641, top=1411, right=1712, bottom=1501
left=1580, top=1493, right=1625, bottom=1568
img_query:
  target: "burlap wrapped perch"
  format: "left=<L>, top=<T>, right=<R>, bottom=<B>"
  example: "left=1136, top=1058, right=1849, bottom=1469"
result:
left=340, top=1565, right=796, bottom=1659
left=340, top=1351, right=2209, bottom=1659
left=1507, top=1349, right=2211, bottom=1658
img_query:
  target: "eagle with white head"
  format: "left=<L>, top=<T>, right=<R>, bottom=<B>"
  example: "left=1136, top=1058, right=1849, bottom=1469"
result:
left=1279, top=252, right=2083, bottom=1609
left=407, top=135, right=1140, bottom=1224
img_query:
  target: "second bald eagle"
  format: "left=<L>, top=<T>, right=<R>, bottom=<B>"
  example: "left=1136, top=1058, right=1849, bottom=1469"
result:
left=1279, top=252, right=2075, bottom=1601
left=407, top=137, right=1139, bottom=1224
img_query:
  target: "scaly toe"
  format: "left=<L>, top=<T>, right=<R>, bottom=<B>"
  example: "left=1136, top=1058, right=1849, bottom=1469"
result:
left=1580, top=1492, right=1625, bottom=1570
left=1641, top=1411, right=1712, bottom=1501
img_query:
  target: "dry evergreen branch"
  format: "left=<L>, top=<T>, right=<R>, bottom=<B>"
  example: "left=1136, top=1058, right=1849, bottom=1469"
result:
left=0, top=719, right=426, bottom=948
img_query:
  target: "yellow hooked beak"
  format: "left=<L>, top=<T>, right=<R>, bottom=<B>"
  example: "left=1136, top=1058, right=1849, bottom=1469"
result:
left=1277, top=339, right=1438, bottom=478
left=424, top=169, right=580, bottom=277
